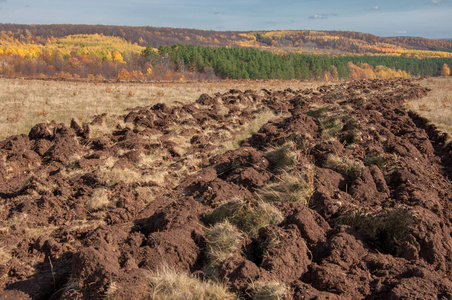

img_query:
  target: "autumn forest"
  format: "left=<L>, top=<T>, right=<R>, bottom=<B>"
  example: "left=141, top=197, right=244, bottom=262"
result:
left=0, top=23, right=451, bottom=81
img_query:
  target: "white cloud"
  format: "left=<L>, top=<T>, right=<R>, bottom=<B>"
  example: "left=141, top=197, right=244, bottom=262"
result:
left=429, top=0, right=446, bottom=4
left=372, top=6, right=379, bottom=10
left=309, top=13, right=337, bottom=20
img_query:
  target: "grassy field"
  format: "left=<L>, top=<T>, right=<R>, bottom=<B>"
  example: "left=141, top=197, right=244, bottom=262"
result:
left=0, top=77, right=451, bottom=143
left=410, top=77, right=452, bottom=142
left=0, top=78, right=322, bottom=140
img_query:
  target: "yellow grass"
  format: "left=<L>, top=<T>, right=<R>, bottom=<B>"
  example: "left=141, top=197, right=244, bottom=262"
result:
left=0, top=247, right=11, bottom=266
left=0, top=78, right=322, bottom=140
left=148, top=265, right=236, bottom=300
left=251, top=281, right=288, bottom=300
left=0, top=211, right=57, bottom=240
left=205, top=221, right=242, bottom=265
left=255, top=169, right=314, bottom=205
left=203, top=221, right=243, bottom=278
left=217, top=110, right=289, bottom=153
left=410, top=77, right=452, bottom=141
left=85, top=188, right=111, bottom=210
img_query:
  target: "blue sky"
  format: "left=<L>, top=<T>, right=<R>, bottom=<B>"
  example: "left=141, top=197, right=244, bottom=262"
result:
left=1, top=0, right=451, bottom=39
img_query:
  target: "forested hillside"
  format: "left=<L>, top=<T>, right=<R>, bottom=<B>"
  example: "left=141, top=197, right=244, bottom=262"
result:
left=0, top=24, right=451, bottom=81
left=2, top=23, right=452, bottom=56
left=158, top=44, right=452, bottom=80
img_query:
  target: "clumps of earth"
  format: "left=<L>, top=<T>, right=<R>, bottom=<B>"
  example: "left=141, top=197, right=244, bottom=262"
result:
left=1, top=78, right=452, bottom=299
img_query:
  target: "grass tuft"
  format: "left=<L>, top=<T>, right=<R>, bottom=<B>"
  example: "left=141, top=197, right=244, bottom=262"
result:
left=251, top=281, right=288, bottom=300
left=321, top=117, right=343, bottom=137
left=217, top=110, right=286, bottom=154
left=307, top=104, right=360, bottom=143
left=265, top=142, right=298, bottom=172
left=363, top=153, right=386, bottom=170
left=95, top=157, right=165, bottom=186
left=85, top=188, right=111, bottom=210
left=205, top=221, right=243, bottom=267
left=363, top=152, right=400, bottom=175
left=307, top=105, right=343, bottom=138
left=148, top=265, right=236, bottom=300
left=323, top=154, right=363, bottom=180
left=255, top=169, right=314, bottom=205
left=0, top=247, right=11, bottom=266
left=205, top=198, right=247, bottom=224
left=336, top=206, right=417, bottom=254
left=205, top=199, right=284, bottom=239
left=204, top=221, right=243, bottom=278
left=258, top=228, right=284, bottom=263
left=234, top=201, right=284, bottom=239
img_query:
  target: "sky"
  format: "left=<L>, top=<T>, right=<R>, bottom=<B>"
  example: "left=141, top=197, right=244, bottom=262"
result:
left=0, top=0, right=451, bottom=39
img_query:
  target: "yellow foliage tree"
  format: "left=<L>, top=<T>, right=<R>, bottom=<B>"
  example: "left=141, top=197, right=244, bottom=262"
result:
left=103, top=52, right=112, bottom=62
left=374, top=65, right=410, bottom=79
left=54, top=71, right=72, bottom=79
left=330, top=65, right=339, bottom=80
left=348, top=62, right=376, bottom=80
left=146, top=67, right=153, bottom=78
left=112, top=50, right=124, bottom=63
left=117, top=69, right=130, bottom=81
left=321, top=71, right=331, bottom=81
left=441, top=63, right=450, bottom=77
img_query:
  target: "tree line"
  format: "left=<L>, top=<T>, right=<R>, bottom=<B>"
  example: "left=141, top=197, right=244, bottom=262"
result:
left=1, top=39, right=450, bottom=81
left=157, top=44, right=452, bottom=80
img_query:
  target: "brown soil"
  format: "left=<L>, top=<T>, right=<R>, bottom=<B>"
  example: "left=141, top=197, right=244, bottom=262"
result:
left=1, top=78, right=452, bottom=299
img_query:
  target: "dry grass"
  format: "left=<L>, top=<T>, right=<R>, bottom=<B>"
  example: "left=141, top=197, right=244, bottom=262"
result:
left=135, top=186, right=156, bottom=204
left=233, top=201, right=284, bottom=239
left=336, top=206, right=417, bottom=254
left=256, top=170, right=314, bottom=205
left=205, top=221, right=242, bottom=265
left=363, top=152, right=399, bottom=174
left=58, top=276, right=80, bottom=297
left=307, top=103, right=359, bottom=145
left=0, top=78, right=322, bottom=140
left=264, top=142, right=298, bottom=172
left=0, top=212, right=57, bottom=240
left=258, top=228, right=284, bottom=262
left=94, top=157, right=167, bottom=187
left=0, top=247, right=11, bottom=265
left=24, top=225, right=58, bottom=240
left=323, top=154, right=363, bottom=180
left=217, top=110, right=290, bottom=154
left=85, top=188, right=111, bottom=211
left=206, top=198, right=247, bottom=224
left=251, top=281, right=288, bottom=300
left=88, top=114, right=127, bottom=139
left=0, top=246, right=11, bottom=280
left=411, top=77, right=452, bottom=142
left=307, top=104, right=343, bottom=137
left=204, top=221, right=243, bottom=278
left=0, top=214, right=28, bottom=230
left=205, top=199, right=284, bottom=239
left=66, top=219, right=107, bottom=233
left=148, top=265, right=236, bottom=300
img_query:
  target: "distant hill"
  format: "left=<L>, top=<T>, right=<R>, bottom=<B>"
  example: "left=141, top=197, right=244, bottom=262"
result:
left=1, top=23, right=451, bottom=81
left=1, top=23, right=452, bottom=56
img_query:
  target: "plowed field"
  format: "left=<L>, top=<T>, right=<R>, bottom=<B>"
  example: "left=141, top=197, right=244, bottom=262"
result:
left=1, top=78, right=451, bottom=299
